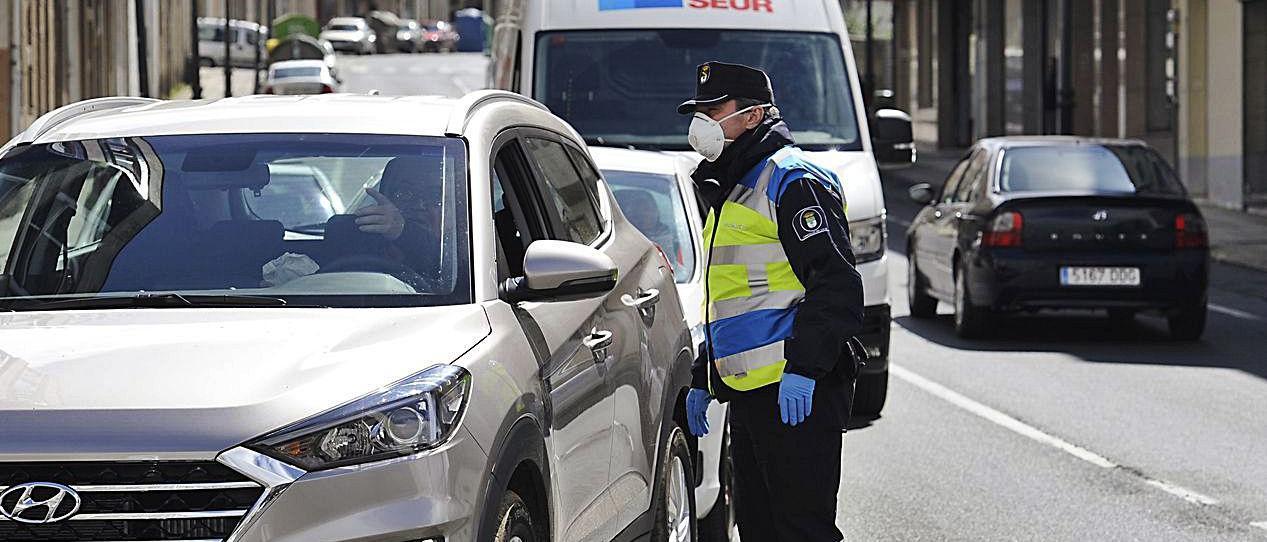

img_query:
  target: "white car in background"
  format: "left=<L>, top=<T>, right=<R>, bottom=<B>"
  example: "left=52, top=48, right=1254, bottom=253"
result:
left=320, top=17, right=376, bottom=54
left=263, top=59, right=339, bottom=95
left=590, top=146, right=736, bottom=541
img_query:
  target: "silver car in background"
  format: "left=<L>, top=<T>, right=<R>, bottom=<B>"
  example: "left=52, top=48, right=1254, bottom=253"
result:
left=0, top=92, right=696, bottom=542
left=591, top=146, right=737, bottom=540
left=197, top=17, right=267, bottom=67
left=263, top=59, right=339, bottom=95
left=319, top=17, right=376, bottom=55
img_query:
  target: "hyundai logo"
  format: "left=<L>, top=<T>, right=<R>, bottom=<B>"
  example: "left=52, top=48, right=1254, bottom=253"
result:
left=1092, top=209, right=1109, bottom=221
left=0, top=482, right=82, bottom=524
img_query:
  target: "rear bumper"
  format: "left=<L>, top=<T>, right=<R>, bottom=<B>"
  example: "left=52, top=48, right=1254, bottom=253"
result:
left=857, top=303, right=890, bottom=374
left=968, top=249, right=1208, bottom=311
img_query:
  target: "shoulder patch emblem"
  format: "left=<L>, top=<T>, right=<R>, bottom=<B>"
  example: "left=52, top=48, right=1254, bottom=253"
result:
left=792, top=205, right=827, bottom=241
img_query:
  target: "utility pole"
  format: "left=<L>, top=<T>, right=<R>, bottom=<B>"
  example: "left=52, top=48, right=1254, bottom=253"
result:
left=224, top=0, right=233, bottom=98
left=136, top=0, right=151, bottom=98
left=252, top=0, right=262, bottom=94
left=191, top=0, right=202, bottom=98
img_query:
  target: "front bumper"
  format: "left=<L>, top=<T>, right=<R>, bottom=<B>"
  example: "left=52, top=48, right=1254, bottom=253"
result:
left=230, top=428, right=487, bottom=542
left=968, top=248, right=1209, bottom=312
left=857, top=303, right=891, bottom=374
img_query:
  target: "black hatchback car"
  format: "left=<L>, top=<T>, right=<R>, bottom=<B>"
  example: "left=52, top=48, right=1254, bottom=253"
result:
left=905, top=137, right=1209, bottom=340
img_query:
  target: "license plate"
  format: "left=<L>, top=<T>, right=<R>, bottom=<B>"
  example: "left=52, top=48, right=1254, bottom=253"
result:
left=1060, top=267, right=1141, bottom=287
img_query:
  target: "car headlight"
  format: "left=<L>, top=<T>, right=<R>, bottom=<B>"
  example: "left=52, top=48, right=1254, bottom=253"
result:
left=849, top=215, right=887, bottom=264
left=249, top=364, right=471, bottom=471
left=397, top=30, right=410, bottom=40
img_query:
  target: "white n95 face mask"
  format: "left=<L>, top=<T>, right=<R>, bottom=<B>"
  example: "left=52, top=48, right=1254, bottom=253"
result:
left=688, top=105, right=764, bottom=162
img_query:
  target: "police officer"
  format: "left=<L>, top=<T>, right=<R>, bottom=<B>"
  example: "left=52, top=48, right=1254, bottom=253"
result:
left=681, top=61, right=864, bottom=542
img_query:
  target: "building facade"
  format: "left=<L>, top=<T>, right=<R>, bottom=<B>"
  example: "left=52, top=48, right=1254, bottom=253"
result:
left=2, top=0, right=194, bottom=142
left=869, top=0, right=1265, bottom=212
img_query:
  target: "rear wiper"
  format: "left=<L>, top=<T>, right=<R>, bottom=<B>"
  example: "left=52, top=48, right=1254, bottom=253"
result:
left=19, top=293, right=299, bottom=311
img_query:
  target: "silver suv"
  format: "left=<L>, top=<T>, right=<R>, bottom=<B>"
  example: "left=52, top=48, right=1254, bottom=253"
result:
left=0, top=92, right=696, bottom=542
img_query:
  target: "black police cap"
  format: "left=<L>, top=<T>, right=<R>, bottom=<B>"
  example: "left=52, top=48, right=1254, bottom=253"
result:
left=677, top=61, right=774, bottom=115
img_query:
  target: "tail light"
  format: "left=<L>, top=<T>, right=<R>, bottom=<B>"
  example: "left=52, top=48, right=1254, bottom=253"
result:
left=321, top=84, right=334, bottom=94
left=983, top=211, right=1023, bottom=247
left=262, top=86, right=273, bottom=94
left=1175, top=213, right=1208, bottom=249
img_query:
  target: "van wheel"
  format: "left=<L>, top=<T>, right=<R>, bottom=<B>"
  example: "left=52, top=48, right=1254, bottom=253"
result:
left=953, top=269, right=990, bottom=339
left=493, top=490, right=539, bottom=542
left=1168, top=301, right=1206, bottom=341
left=698, top=425, right=734, bottom=542
left=199, top=57, right=215, bottom=68
left=907, top=254, right=938, bottom=318
left=852, top=368, right=888, bottom=417
left=652, top=425, right=697, bottom=542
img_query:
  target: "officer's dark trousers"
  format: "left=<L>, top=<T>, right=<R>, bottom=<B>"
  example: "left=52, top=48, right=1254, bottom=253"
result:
left=728, top=378, right=850, bottom=542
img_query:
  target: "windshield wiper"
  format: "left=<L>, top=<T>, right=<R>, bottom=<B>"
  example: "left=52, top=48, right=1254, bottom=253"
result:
left=15, top=293, right=298, bottom=312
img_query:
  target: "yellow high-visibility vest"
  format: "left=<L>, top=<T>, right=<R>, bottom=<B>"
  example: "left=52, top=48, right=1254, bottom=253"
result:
left=701, top=147, right=844, bottom=392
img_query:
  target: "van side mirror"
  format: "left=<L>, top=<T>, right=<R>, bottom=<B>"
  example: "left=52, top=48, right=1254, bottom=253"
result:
left=503, top=240, right=617, bottom=302
left=873, top=108, right=916, bottom=170
left=908, top=183, right=934, bottom=205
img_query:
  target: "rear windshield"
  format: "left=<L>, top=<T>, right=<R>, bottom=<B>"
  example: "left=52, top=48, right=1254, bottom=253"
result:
left=604, top=169, right=696, bottom=283
left=327, top=24, right=359, bottom=31
left=999, top=145, right=1186, bottom=195
left=272, top=67, right=322, bottom=78
left=535, top=29, right=861, bottom=151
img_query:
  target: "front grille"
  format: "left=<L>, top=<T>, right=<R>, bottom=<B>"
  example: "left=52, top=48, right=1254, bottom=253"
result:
left=0, top=461, right=264, bottom=541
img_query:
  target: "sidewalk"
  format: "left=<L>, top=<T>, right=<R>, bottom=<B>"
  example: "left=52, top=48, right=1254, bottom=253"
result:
left=1197, top=202, right=1267, bottom=273
left=168, top=67, right=262, bottom=100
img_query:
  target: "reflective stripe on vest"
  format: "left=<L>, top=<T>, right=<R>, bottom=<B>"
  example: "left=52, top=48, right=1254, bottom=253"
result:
left=702, top=146, right=842, bottom=392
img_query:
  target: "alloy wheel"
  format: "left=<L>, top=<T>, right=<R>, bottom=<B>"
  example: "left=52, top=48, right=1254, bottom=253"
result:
left=667, top=455, right=692, bottom=541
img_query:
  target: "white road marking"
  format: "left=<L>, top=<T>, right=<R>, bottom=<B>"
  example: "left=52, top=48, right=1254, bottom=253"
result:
left=887, top=216, right=913, bottom=229
left=1250, top=521, right=1267, bottom=531
left=1209, top=303, right=1264, bottom=321
left=891, top=363, right=1220, bottom=506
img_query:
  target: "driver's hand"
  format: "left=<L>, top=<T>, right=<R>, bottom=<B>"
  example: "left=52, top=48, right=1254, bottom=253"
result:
left=355, top=188, right=405, bottom=240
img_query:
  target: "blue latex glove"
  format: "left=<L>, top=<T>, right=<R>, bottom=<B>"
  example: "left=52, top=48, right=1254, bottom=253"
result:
left=686, top=388, right=713, bottom=437
left=778, top=373, right=816, bottom=426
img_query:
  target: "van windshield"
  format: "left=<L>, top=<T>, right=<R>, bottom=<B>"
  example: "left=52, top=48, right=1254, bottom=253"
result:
left=0, top=134, right=471, bottom=310
left=535, top=29, right=862, bottom=151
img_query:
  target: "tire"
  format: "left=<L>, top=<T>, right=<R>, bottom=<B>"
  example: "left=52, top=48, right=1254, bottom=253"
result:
left=652, top=425, right=697, bottom=542
left=1168, top=301, right=1206, bottom=341
left=492, top=489, right=540, bottom=542
left=698, top=426, right=734, bottom=542
left=953, top=268, right=990, bottom=339
left=907, top=252, right=938, bottom=319
left=199, top=57, right=215, bottom=68
left=852, top=368, right=889, bottom=417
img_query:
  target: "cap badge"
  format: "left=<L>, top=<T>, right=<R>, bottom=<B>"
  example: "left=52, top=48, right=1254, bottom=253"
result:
left=699, top=65, right=711, bottom=84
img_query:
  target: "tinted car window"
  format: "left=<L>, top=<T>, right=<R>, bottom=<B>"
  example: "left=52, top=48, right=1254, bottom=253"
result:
left=1000, top=145, right=1187, bottom=195
left=940, top=153, right=974, bottom=204
left=605, top=169, right=696, bottom=283
left=522, top=137, right=602, bottom=244
left=955, top=151, right=990, bottom=202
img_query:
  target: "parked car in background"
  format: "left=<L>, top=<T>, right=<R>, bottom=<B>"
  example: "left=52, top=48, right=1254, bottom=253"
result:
left=263, top=59, right=339, bottom=95
left=0, top=90, right=696, bottom=542
left=395, top=19, right=426, bottom=52
left=320, top=16, right=376, bottom=54
left=906, top=137, right=1209, bottom=340
left=590, top=146, right=737, bottom=540
left=269, top=34, right=340, bottom=82
left=420, top=19, right=460, bottom=52
left=197, top=17, right=267, bottom=67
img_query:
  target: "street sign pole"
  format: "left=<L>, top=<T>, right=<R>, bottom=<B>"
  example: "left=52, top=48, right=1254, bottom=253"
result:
left=224, top=0, right=232, bottom=98
left=191, top=0, right=202, bottom=99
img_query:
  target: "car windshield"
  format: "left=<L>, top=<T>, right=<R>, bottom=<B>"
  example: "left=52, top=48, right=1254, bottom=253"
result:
left=0, top=134, right=470, bottom=309
left=1000, top=145, right=1186, bottom=195
left=327, top=24, right=359, bottom=31
left=604, top=169, right=696, bottom=283
left=535, top=29, right=861, bottom=151
left=272, top=67, right=322, bottom=78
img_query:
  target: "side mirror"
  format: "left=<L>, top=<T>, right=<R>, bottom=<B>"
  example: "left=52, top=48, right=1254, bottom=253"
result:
left=872, top=108, right=916, bottom=170
left=908, top=183, right=935, bottom=205
left=504, top=240, right=618, bottom=302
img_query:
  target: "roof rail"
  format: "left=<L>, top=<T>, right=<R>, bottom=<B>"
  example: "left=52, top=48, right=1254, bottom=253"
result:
left=4, top=97, right=161, bottom=150
left=444, top=90, right=549, bottom=136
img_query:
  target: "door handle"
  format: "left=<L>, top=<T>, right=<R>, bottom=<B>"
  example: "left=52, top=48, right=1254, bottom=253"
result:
left=621, top=288, right=660, bottom=309
left=583, top=329, right=614, bottom=364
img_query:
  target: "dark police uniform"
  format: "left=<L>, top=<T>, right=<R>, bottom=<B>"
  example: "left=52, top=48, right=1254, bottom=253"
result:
left=682, top=62, right=865, bottom=542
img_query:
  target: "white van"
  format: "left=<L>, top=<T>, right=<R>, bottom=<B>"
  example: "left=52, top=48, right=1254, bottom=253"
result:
left=490, top=0, right=914, bottom=418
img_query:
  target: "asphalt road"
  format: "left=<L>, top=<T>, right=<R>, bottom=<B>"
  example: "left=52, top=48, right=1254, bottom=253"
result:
left=342, top=53, right=1267, bottom=541
left=334, top=51, right=487, bottom=97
